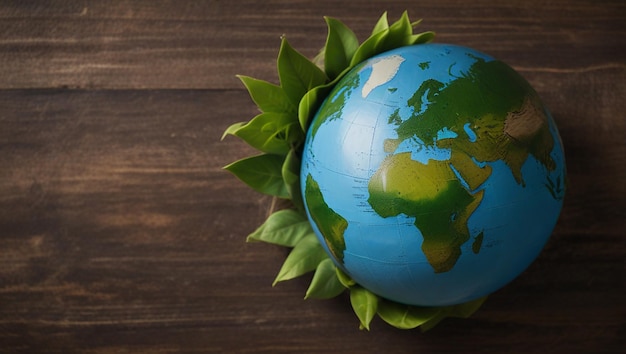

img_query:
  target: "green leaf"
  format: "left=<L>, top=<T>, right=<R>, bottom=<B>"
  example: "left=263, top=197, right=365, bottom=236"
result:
left=323, top=16, right=359, bottom=80
left=273, top=233, right=327, bottom=285
left=278, top=37, right=329, bottom=107
left=282, top=149, right=304, bottom=211
left=349, top=286, right=379, bottom=330
left=371, top=11, right=389, bottom=35
left=305, top=258, right=346, bottom=299
left=410, top=18, right=424, bottom=27
left=281, top=149, right=299, bottom=187
left=409, top=31, right=435, bottom=45
left=335, top=266, right=356, bottom=288
left=349, top=28, right=388, bottom=67
left=377, top=300, right=440, bottom=329
left=223, top=112, right=301, bottom=155
left=350, top=12, right=433, bottom=67
left=312, top=47, right=325, bottom=69
left=221, top=122, right=245, bottom=140
left=297, top=81, right=334, bottom=131
left=384, top=10, right=413, bottom=48
left=247, top=209, right=312, bottom=247
left=237, top=75, right=296, bottom=114
left=224, top=154, right=288, bottom=198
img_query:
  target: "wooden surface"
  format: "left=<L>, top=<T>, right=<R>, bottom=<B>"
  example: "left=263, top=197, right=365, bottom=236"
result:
left=1, top=1, right=624, bottom=352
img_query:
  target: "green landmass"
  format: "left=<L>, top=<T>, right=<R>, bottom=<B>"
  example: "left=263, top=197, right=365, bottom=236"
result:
left=309, top=65, right=362, bottom=140
left=306, top=55, right=558, bottom=273
left=387, top=108, right=402, bottom=125
left=304, top=174, right=348, bottom=262
left=472, top=232, right=484, bottom=254
left=387, top=57, right=556, bottom=186
left=368, top=56, right=557, bottom=272
left=368, top=153, right=484, bottom=273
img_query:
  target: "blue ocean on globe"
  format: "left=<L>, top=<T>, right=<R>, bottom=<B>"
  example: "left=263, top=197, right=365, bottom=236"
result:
left=300, top=43, right=566, bottom=306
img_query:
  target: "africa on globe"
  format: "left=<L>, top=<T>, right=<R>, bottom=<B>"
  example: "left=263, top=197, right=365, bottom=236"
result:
left=300, top=43, right=566, bottom=307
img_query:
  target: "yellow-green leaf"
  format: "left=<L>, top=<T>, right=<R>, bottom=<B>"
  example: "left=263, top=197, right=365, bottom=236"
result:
left=221, top=122, right=245, bottom=140
left=385, top=10, right=413, bottom=48
left=223, top=112, right=301, bottom=155
left=377, top=300, right=440, bottom=329
left=273, top=233, right=327, bottom=285
left=297, top=81, right=333, bottom=131
left=224, top=154, right=288, bottom=198
left=247, top=209, right=312, bottom=247
left=323, top=16, right=359, bottom=80
left=335, top=266, right=356, bottom=287
left=350, top=11, right=432, bottom=67
left=237, top=75, right=296, bottom=114
left=349, top=28, right=388, bottom=67
left=350, top=286, right=378, bottom=330
left=410, top=31, right=436, bottom=45
left=371, top=11, right=389, bottom=35
left=312, top=48, right=325, bottom=69
left=305, top=258, right=346, bottom=299
left=277, top=37, right=329, bottom=107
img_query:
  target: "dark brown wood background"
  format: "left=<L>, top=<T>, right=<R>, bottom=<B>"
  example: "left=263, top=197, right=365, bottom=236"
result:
left=1, top=1, right=624, bottom=353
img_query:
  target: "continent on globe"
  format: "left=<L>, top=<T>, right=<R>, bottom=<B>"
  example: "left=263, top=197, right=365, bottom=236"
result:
left=368, top=152, right=484, bottom=273
left=366, top=55, right=558, bottom=272
left=385, top=56, right=556, bottom=188
left=304, top=174, right=347, bottom=262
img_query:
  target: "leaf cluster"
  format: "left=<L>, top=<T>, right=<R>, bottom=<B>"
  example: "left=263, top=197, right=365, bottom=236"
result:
left=223, top=11, right=486, bottom=330
left=222, top=11, right=435, bottom=210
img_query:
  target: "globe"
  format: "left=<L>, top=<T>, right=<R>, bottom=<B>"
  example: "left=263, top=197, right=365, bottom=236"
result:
left=300, top=43, right=566, bottom=307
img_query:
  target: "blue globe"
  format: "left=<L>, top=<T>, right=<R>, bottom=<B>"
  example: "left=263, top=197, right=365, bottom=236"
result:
left=300, top=44, right=566, bottom=306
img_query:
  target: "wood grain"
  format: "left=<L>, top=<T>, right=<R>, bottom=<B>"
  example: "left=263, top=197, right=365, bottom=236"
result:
left=0, top=0, right=624, bottom=353
left=0, top=0, right=623, bottom=89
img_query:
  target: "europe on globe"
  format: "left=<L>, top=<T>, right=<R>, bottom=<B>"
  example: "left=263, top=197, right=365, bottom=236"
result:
left=300, top=43, right=566, bottom=307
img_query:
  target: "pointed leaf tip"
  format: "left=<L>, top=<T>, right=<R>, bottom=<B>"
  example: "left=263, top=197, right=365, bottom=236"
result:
left=247, top=209, right=312, bottom=247
left=277, top=38, right=329, bottom=107
left=323, top=16, right=359, bottom=79
left=371, top=11, right=389, bottom=35
left=273, top=233, right=327, bottom=285
left=350, top=286, right=378, bottom=330
left=225, top=112, right=301, bottom=155
left=305, top=258, right=346, bottom=299
left=221, top=121, right=245, bottom=141
left=237, top=75, right=296, bottom=114
left=223, top=154, right=289, bottom=198
left=335, top=266, right=356, bottom=288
